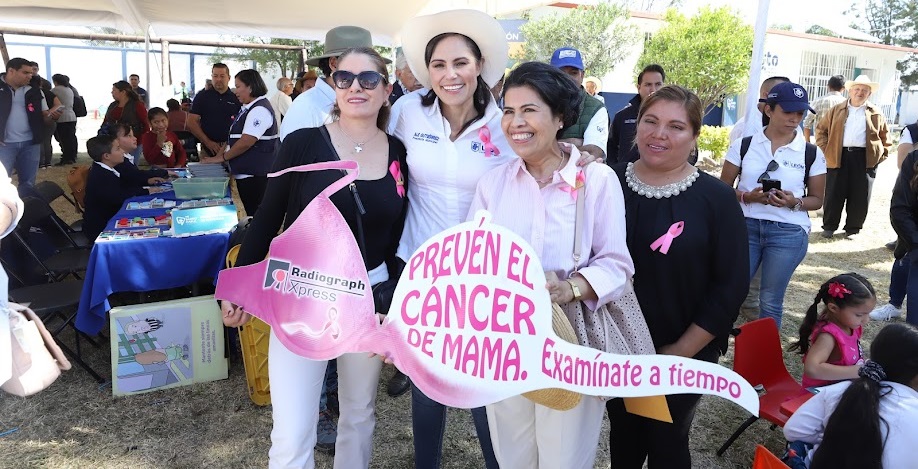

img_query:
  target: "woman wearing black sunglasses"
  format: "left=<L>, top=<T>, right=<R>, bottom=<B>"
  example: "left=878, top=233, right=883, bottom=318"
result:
left=224, top=47, right=408, bottom=468
left=720, top=81, right=827, bottom=329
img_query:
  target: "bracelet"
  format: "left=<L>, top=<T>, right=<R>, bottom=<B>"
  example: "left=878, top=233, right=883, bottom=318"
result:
left=222, top=153, right=227, bottom=162
left=740, top=191, right=749, bottom=206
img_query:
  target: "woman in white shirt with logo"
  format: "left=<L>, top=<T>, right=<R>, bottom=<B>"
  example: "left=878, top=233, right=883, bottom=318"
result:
left=389, top=10, right=509, bottom=468
left=720, top=81, right=827, bottom=329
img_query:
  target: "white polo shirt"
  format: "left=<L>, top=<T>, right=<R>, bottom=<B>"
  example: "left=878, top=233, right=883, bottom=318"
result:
left=725, top=126, right=827, bottom=231
left=230, top=96, right=275, bottom=179
left=389, top=93, right=513, bottom=260
left=583, top=107, right=609, bottom=155
left=279, top=78, right=335, bottom=140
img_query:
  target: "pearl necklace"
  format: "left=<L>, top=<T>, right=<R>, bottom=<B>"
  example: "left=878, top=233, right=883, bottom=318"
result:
left=338, top=124, right=379, bottom=153
left=625, top=162, right=699, bottom=199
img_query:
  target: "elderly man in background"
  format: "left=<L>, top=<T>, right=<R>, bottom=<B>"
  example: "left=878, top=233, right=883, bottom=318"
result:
left=816, top=74, right=891, bottom=240
left=804, top=74, right=846, bottom=142
left=389, top=49, right=423, bottom=104
left=269, top=77, right=293, bottom=124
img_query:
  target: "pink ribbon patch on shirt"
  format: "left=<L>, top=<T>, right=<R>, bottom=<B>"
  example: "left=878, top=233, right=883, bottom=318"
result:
left=559, top=169, right=585, bottom=201
left=478, top=127, right=501, bottom=158
left=389, top=160, right=405, bottom=198
left=650, top=221, right=685, bottom=255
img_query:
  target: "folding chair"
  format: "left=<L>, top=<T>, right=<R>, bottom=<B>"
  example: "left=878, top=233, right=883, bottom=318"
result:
left=33, top=180, right=82, bottom=214
left=717, top=318, right=805, bottom=456
left=752, top=444, right=790, bottom=469
left=31, top=180, right=84, bottom=232
left=3, top=259, right=105, bottom=383
left=13, top=197, right=91, bottom=281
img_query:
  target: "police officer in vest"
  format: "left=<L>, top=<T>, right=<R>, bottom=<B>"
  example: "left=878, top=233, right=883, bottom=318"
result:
left=201, top=69, right=278, bottom=216
left=549, top=47, right=608, bottom=161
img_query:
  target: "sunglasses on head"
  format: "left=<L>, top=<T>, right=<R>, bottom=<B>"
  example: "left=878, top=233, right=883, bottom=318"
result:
left=757, top=160, right=779, bottom=183
left=331, top=70, right=387, bottom=90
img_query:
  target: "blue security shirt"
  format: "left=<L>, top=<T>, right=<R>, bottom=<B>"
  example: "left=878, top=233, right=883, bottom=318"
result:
left=190, top=87, right=241, bottom=142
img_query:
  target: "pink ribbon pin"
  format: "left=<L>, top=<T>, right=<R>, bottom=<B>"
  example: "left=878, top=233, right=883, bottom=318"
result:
left=650, top=221, right=685, bottom=254
left=478, top=127, right=501, bottom=158
left=389, top=160, right=406, bottom=197
left=559, top=169, right=585, bottom=201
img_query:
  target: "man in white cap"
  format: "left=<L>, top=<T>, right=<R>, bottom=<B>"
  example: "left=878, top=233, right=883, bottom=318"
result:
left=279, top=26, right=389, bottom=140
left=816, top=74, right=892, bottom=240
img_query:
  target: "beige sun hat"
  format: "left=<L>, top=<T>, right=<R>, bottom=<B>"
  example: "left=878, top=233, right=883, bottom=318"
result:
left=400, top=9, right=509, bottom=89
left=306, top=26, right=391, bottom=66
left=521, top=302, right=583, bottom=411
left=845, top=74, right=879, bottom=93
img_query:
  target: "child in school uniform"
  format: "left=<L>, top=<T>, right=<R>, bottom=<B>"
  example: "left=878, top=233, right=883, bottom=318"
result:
left=82, top=134, right=169, bottom=241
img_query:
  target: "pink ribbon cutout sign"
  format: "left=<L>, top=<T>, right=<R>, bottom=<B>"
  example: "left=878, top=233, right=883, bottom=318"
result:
left=650, top=221, right=685, bottom=255
left=215, top=163, right=758, bottom=414
left=478, top=127, right=501, bottom=158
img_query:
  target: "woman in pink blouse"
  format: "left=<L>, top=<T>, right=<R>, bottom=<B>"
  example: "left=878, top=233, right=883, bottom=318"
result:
left=467, top=61, right=635, bottom=468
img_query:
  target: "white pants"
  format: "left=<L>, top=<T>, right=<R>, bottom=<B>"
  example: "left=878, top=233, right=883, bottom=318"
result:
left=486, top=394, right=605, bottom=469
left=268, top=264, right=387, bottom=469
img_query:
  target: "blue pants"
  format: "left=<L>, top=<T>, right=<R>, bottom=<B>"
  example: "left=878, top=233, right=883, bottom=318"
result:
left=411, top=385, right=498, bottom=469
left=0, top=141, right=40, bottom=193
left=904, top=252, right=918, bottom=326
left=889, top=253, right=909, bottom=308
left=747, top=218, right=809, bottom=329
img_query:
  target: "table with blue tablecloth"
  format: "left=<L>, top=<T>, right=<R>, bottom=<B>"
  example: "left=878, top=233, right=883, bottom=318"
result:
left=74, top=191, right=233, bottom=335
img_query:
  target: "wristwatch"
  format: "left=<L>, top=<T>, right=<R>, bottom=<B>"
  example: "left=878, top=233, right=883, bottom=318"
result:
left=566, top=279, right=582, bottom=301
left=791, top=198, right=804, bottom=212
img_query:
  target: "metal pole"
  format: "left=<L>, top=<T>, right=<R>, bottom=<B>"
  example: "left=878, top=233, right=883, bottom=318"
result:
left=741, top=0, right=771, bottom=137
left=0, top=33, right=9, bottom=65
left=145, top=24, right=151, bottom=102
left=0, top=27, right=304, bottom=51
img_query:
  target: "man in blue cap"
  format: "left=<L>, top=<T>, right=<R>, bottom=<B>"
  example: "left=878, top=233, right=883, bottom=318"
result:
left=549, top=47, right=608, bottom=161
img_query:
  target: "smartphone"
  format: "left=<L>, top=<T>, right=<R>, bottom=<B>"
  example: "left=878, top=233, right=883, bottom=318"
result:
left=761, top=178, right=782, bottom=192
left=54, top=105, right=65, bottom=112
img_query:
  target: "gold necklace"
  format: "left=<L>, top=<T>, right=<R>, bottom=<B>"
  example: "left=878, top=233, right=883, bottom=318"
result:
left=337, top=123, right=379, bottom=153
left=534, top=154, right=566, bottom=184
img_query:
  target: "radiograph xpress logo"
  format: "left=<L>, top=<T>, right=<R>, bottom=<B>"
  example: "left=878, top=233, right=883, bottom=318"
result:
left=264, top=258, right=366, bottom=302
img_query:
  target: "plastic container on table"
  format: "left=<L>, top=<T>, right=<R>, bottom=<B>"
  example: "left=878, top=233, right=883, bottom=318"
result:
left=172, top=177, right=229, bottom=199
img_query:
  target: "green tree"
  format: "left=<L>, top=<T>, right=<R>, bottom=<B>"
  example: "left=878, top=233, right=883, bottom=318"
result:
left=636, top=6, right=753, bottom=112
left=213, top=38, right=320, bottom=77
left=848, top=0, right=918, bottom=89
left=805, top=25, right=839, bottom=37
left=516, top=2, right=638, bottom=77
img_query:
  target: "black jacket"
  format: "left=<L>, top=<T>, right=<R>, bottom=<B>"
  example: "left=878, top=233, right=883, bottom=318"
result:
left=0, top=73, right=46, bottom=144
left=83, top=162, right=167, bottom=241
left=891, top=150, right=918, bottom=259
left=608, top=94, right=642, bottom=165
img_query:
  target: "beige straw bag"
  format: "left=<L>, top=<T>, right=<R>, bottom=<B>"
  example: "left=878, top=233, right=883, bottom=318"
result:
left=522, top=302, right=582, bottom=410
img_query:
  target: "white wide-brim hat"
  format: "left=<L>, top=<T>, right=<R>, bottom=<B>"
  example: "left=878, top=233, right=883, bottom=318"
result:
left=845, top=74, right=879, bottom=93
left=400, top=9, right=509, bottom=89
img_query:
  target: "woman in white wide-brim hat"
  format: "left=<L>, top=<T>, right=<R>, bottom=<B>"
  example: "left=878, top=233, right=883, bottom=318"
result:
left=389, top=9, right=508, bottom=468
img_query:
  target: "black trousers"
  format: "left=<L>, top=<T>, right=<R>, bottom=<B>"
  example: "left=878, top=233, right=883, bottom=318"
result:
left=822, top=148, right=875, bottom=234
left=606, top=347, right=718, bottom=469
left=40, top=122, right=56, bottom=166
left=235, top=175, right=267, bottom=217
left=54, top=121, right=78, bottom=164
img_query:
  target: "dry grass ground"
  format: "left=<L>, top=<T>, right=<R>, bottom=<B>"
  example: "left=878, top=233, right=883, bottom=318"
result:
left=0, top=124, right=902, bottom=468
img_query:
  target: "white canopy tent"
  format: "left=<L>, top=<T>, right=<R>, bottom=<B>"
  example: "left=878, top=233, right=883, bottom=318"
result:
left=0, top=0, right=550, bottom=43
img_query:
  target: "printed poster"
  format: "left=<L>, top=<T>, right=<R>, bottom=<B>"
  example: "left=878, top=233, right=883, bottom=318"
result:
left=110, top=296, right=227, bottom=396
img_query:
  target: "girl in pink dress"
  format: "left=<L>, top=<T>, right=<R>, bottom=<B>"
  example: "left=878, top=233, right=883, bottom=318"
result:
left=790, top=273, right=877, bottom=390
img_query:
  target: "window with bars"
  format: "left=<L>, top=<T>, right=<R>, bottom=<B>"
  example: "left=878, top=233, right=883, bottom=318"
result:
left=798, top=51, right=856, bottom=98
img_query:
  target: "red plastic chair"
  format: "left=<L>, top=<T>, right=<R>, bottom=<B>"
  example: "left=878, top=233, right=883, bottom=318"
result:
left=752, top=444, right=790, bottom=469
left=717, top=318, right=805, bottom=456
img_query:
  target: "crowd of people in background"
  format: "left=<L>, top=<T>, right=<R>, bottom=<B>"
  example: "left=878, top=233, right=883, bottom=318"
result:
left=2, top=6, right=918, bottom=468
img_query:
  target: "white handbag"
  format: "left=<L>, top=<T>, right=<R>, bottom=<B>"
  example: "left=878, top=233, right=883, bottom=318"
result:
left=1, top=303, right=71, bottom=397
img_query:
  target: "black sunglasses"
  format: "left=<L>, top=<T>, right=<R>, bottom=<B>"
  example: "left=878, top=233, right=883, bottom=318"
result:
left=757, top=160, right=779, bottom=183
left=331, top=70, right=387, bottom=90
